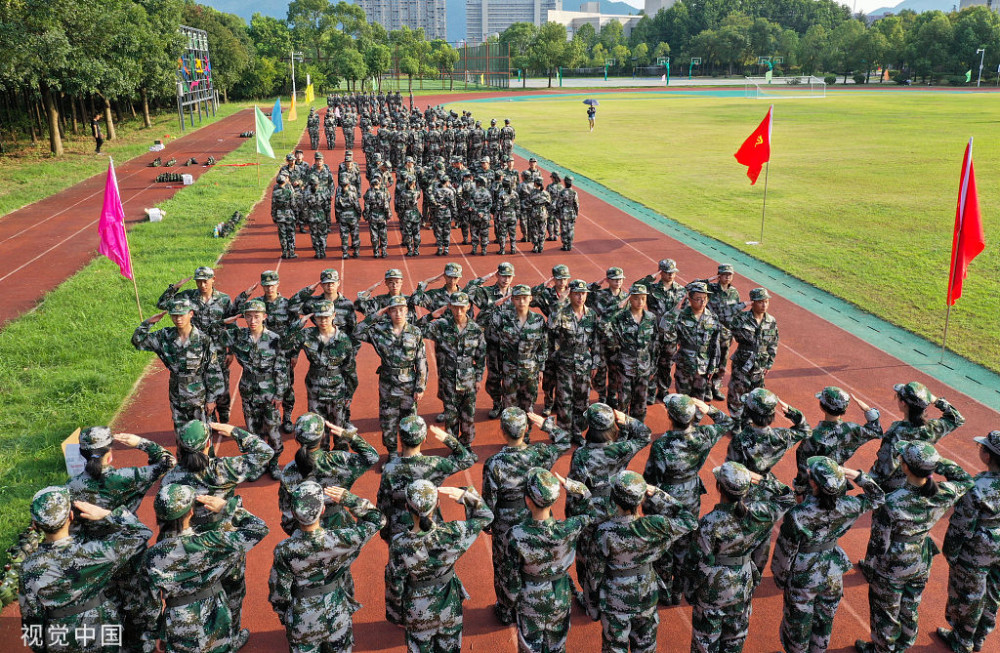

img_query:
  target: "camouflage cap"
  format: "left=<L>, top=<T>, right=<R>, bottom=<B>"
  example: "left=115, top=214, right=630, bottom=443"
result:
left=569, top=279, right=589, bottom=293
left=294, top=412, right=326, bottom=446
left=807, top=456, right=846, bottom=495
left=449, top=292, right=470, bottom=307
left=194, top=266, right=215, bottom=280
left=664, top=394, right=697, bottom=425
left=345, top=150, right=354, bottom=159
left=497, top=262, right=515, bottom=276
left=511, top=284, right=532, bottom=297
left=314, top=151, right=324, bottom=159
left=285, top=153, right=295, bottom=161
left=974, top=430, right=1000, bottom=457
left=585, top=403, right=616, bottom=431
left=816, top=386, right=851, bottom=413
left=894, top=440, right=941, bottom=475
left=490, top=118, right=497, bottom=124
left=177, top=420, right=211, bottom=450
left=528, top=156, right=537, bottom=163
left=320, top=268, right=340, bottom=283
left=169, top=298, right=195, bottom=315
left=154, top=483, right=196, bottom=521
left=563, top=175, right=573, bottom=183
left=462, top=170, right=473, bottom=178
left=714, top=461, right=752, bottom=497
left=525, top=467, right=560, bottom=507
left=481, top=156, right=491, bottom=163
left=444, top=262, right=463, bottom=277
left=658, top=258, right=679, bottom=273
left=606, top=267, right=625, bottom=280
left=243, top=299, right=266, bottom=314
left=743, top=388, right=779, bottom=416
left=500, top=407, right=528, bottom=439
left=893, top=381, right=934, bottom=410
left=629, top=283, right=648, bottom=296
left=387, top=295, right=409, bottom=308
left=504, top=118, right=511, bottom=124
left=687, top=281, right=709, bottom=295
left=406, top=156, right=415, bottom=163
left=550, top=170, right=561, bottom=180
left=79, top=426, right=113, bottom=451
left=399, top=415, right=428, bottom=447
left=313, top=300, right=335, bottom=317
left=552, top=264, right=570, bottom=280
left=260, top=270, right=279, bottom=286
left=612, top=470, right=648, bottom=508
left=31, top=486, right=72, bottom=530
left=291, top=481, right=325, bottom=524
left=749, top=288, right=771, bottom=301
left=718, top=263, right=735, bottom=274
left=385, top=268, right=404, bottom=280
left=405, top=479, right=438, bottom=517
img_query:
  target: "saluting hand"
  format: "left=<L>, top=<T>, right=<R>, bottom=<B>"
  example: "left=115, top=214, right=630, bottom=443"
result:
left=850, top=394, right=872, bottom=413
left=324, top=486, right=348, bottom=504
left=438, top=486, right=466, bottom=502
left=526, top=412, right=545, bottom=428
left=210, top=422, right=236, bottom=437
left=223, top=315, right=240, bottom=325
left=243, top=282, right=259, bottom=296
left=113, top=433, right=141, bottom=448
left=74, top=501, right=111, bottom=521
left=196, top=495, right=227, bottom=513
left=148, top=311, right=167, bottom=324
left=174, top=275, right=192, bottom=289
left=612, top=408, right=629, bottom=424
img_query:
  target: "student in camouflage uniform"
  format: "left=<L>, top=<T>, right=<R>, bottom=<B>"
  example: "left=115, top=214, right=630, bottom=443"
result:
left=157, top=266, right=244, bottom=422
left=505, top=467, right=593, bottom=652
left=19, top=487, right=152, bottom=653
left=302, top=177, right=331, bottom=259
left=568, top=403, right=652, bottom=620
left=219, top=299, right=289, bottom=479
left=356, top=296, right=428, bottom=454
left=485, top=118, right=500, bottom=162
left=603, top=283, right=657, bottom=421
left=699, top=264, right=746, bottom=400
left=483, top=410, right=572, bottom=624
left=557, top=175, right=579, bottom=251
left=377, top=417, right=477, bottom=542
left=870, top=381, right=965, bottom=491
left=636, top=259, right=687, bottom=404
left=385, top=482, right=494, bottom=653
left=657, top=281, right=721, bottom=401
left=355, top=268, right=414, bottom=319
left=279, top=415, right=379, bottom=535
left=411, top=263, right=467, bottom=317
left=338, top=150, right=362, bottom=195
left=526, top=179, right=550, bottom=253
left=857, top=442, right=973, bottom=653
left=544, top=171, right=562, bottom=241
left=272, top=175, right=299, bottom=259
left=431, top=176, right=457, bottom=256
left=269, top=482, right=385, bottom=653
left=341, top=110, right=356, bottom=149
left=686, top=462, right=796, bottom=653
left=470, top=176, right=493, bottom=255
left=595, top=470, right=698, bottom=653
left=161, top=420, right=272, bottom=637
left=500, top=118, right=515, bottom=157
left=644, top=394, right=734, bottom=605
left=397, top=178, right=423, bottom=256
left=548, top=279, right=602, bottom=444
left=771, top=457, right=885, bottom=653
left=490, top=284, right=548, bottom=413
left=363, top=176, right=391, bottom=258
left=793, top=387, right=882, bottom=497
left=587, top=267, right=627, bottom=405
left=132, top=298, right=211, bottom=432
left=312, top=151, right=334, bottom=220
left=726, top=288, right=779, bottom=418
left=939, top=430, right=1000, bottom=653
left=324, top=109, right=337, bottom=149
left=284, top=301, right=356, bottom=444
left=422, top=292, right=486, bottom=445
left=307, top=108, right=320, bottom=149
left=530, top=265, right=571, bottom=417
left=494, top=178, right=520, bottom=254
left=467, top=263, right=516, bottom=417
left=335, top=178, right=363, bottom=259
left=144, top=485, right=268, bottom=653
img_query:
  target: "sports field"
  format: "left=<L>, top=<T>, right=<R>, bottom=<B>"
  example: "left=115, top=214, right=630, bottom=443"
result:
left=458, top=89, right=1000, bottom=372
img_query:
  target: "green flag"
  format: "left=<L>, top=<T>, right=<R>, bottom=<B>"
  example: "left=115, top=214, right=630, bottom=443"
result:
left=254, top=105, right=275, bottom=158
left=965, top=69, right=972, bottom=83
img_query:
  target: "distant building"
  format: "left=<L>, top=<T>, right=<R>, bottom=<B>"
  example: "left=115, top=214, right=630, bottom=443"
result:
left=959, top=0, right=999, bottom=9
left=546, top=8, right=642, bottom=40
left=466, top=0, right=563, bottom=44
left=644, top=0, right=676, bottom=16
left=580, top=1, right=600, bottom=10
left=357, top=0, right=447, bottom=41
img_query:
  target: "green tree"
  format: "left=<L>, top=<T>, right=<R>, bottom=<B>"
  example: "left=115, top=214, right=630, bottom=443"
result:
left=335, top=47, right=366, bottom=91
left=365, top=43, right=392, bottom=92
left=951, top=7, right=1000, bottom=80
left=182, top=3, right=252, bottom=102
left=633, top=42, right=650, bottom=66
left=431, top=42, right=460, bottom=90
left=827, top=19, right=865, bottom=83
left=398, top=55, right=418, bottom=92
left=287, top=0, right=331, bottom=64
left=529, top=22, right=571, bottom=87
left=799, top=24, right=829, bottom=75
left=500, top=22, right=538, bottom=73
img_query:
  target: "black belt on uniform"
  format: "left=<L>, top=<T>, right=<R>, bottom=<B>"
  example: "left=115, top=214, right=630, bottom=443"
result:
left=667, top=472, right=699, bottom=485
left=292, top=577, right=341, bottom=599
left=191, top=511, right=224, bottom=526
left=715, top=553, right=752, bottom=567
left=165, top=581, right=224, bottom=609
left=409, top=569, right=455, bottom=591
left=605, top=563, right=652, bottom=579
left=799, top=541, right=839, bottom=554
left=496, top=497, right=522, bottom=510
left=893, top=533, right=926, bottom=544
left=521, top=570, right=567, bottom=584
left=46, top=591, right=107, bottom=620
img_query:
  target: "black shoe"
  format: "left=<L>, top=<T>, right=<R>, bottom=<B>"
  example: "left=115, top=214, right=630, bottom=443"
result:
left=268, top=464, right=282, bottom=481
left=934, top=628, right=966, bottom=653
left=480, top=250, right=487, bottom=256
left=854, top=640, right=873, bottom=653
left=488, top=406, right=501, bottom=419
left=343, top=252, right=350, bottom=259
left=281, top=415, right=294, bottom=434
left=217, top=411, right=230, bottom=423
left=712, top=388, right=725, bottom=401
left=436, top=413, right=446, bottom=423
left=314, top=253, right=322, bottom=259
left=352, top=252, right=359, bottom=258
left=287, top=253, right=297, bottom=259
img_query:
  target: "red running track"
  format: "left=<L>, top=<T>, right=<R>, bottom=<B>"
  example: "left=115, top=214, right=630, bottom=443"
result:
left=3, top=91, right=991, bottom=652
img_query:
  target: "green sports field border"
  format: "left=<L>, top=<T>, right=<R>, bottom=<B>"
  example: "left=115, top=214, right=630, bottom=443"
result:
left=513, top=143, right=1000, bottom=412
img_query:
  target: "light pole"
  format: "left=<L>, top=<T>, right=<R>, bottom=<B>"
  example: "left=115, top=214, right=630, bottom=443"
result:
left=976, top=48, right=985, bottom=87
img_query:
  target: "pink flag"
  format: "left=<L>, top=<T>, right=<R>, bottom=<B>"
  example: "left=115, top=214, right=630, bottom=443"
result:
left=98, top=158, right=134, bottom=280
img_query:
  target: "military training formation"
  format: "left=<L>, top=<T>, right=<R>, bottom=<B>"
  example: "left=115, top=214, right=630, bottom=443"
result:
left=11, top=91, right=1000, bottom=653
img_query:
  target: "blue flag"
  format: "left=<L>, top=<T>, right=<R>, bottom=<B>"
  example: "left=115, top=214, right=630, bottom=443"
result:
left=271, top=97, right=283, bottom=133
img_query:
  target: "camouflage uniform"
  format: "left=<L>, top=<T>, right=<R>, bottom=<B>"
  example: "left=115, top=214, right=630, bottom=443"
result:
left=341, top=112, right=356, bottom=149
left=860, top=444, right=973, bottom=653
left=527, top=185, right=550, bottom=252
left=272, top=180, right=299, bottom=258
left=423, top=308, right=486, bottom=445
left=687, top=466, right=796, bottom=653
left=637, top=265, right=686, bottom=403
left=363, top=182, right=391, bottom=258
left=644, top=402, right=734, bottom=604
left=131, top=311, right=211, bottom=431
left=19, top=489, right=152, bottom=653
left=942, top=432, right=1000, bottom=653
left=324, top=110, right=337, bottom=149
left=468, top=269, right=516, bottom=415
left=586, top=276, right=627, bottom=405
left=545, top=176, right=563, bottom=241
left=397, top=183, right=423, bottom=256
left=494, top=184, right=520, bottom=254
left=302, top=183, right=330, bottom=258
left=500, top=121, right=515, bottom=157
left=144, top=493, right=268, bottom=653
left=559, top=183, right=580, bottom=250
left=307, top=109, right=320, bottom=150
left=285, top=320, right=355, bottom=436
left=726, top=295, right=779, bottom=418
left=700, top=273, right=746, bottom=398
left=530, top=274, right=570, bottom=417
left=595, top=476, right=698, bottom=653
left=484, top=414, right=572, bottom=624
left=356, top=309, right=429, bottom=453
left=385, top=486, right=493, bottom=653
left=770, top=461, right=886, bottom=653
left=548, top=291, right=602, bottom=442
left=657, top=299, right=721, bottom=401
left=431, top=181, right=457, bottom=255
left=602, top=293, right=656, bottom=421
left=335, top=184, right=362, bottom=258
left=470, top=181, right=494, bottom=255
left=489, top=292, right=548, bottom=413
left=269, top=486, right=385, bottom=653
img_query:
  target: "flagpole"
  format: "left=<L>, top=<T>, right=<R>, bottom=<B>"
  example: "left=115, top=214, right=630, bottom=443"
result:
left=759, top=161, right=770, bottom=244
left=255, top=105, right=261, bottom=187
left=941, top=137, right=973, bottom=362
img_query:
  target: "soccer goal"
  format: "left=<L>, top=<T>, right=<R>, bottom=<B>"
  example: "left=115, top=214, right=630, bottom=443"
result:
left=744, top=75, right=827, bottom=99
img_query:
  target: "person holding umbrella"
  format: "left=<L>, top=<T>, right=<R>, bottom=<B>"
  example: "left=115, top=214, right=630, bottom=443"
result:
left=584, top=100, right=598, bottom=131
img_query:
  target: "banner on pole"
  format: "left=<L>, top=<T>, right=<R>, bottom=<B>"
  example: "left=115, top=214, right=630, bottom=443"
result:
left=98, top=158, right=134, bottom=280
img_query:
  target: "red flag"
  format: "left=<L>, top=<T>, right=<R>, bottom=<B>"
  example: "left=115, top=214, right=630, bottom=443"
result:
left=734, top=106, right=772, bottom=185
left=947, top=138, right=985, bottom=305
left=98, top=158, right=134, bottom=280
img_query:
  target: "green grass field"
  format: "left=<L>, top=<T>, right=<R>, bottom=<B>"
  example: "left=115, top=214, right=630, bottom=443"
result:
left=456, top=89, right=1000, bottom=372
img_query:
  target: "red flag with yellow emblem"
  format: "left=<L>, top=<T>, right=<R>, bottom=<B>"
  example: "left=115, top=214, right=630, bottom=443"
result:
left=734, top=106, right=772, bottom=185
